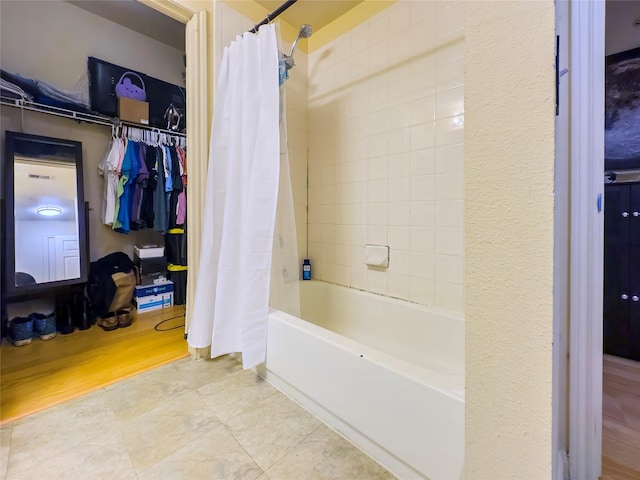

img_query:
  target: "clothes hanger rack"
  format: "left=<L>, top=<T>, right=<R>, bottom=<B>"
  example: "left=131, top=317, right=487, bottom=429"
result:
left=0, top=96, right=186, bottom=145
left=116, top=124, right=186, bottom=149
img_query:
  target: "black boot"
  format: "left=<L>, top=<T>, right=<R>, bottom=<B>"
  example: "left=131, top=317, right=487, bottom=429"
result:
left=1, top=303, right=8, bottom=339
left=73, top=292, right=92, bottom=331
left=55, top=294, right=75, bottom=335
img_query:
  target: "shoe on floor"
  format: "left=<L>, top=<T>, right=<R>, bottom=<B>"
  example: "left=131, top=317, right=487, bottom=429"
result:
left=116, top=309, right=132, bottom=328
left=97, top=312, right=118, bottom=331
left=9, top=316, right=33, bottom=346
left=55, top=295, right=75, bottom=335
left=31, top=312, right=57, bottom=340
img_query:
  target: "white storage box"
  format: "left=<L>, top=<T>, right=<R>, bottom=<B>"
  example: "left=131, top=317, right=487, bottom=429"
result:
left=134, top=244, right=165, bottom=258
left=133, top=281, right=174, bottom=313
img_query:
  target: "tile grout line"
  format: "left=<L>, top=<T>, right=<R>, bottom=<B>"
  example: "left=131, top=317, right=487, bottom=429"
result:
left=218, top=372, right=321, bottom=474
left=1, top=423, right=14, bottom=480
left=218, top=380, right=280, bottom=424
left=220, top=423, right=266, bottom=480
left=101, top=385, right=141, bottom=479
left=105, top=364, right=203, bottom=479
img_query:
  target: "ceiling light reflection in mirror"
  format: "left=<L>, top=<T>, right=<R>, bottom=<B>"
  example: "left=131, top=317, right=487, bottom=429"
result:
left=36, top=206, right=63, bottom=216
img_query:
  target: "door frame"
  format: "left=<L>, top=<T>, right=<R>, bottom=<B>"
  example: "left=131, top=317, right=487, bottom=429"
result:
left=137, top=0, right=211, bottom=335
left=561, top=0, right=606, bottom=478
left=553, top=2, right=570, bottom=478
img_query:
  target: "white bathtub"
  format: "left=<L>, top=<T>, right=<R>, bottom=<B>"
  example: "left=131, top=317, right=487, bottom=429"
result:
left=257, top=280, right=464, bottom=480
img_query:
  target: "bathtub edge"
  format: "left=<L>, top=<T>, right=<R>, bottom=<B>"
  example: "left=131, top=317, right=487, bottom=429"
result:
left=254, top=364, right=430, bottom=480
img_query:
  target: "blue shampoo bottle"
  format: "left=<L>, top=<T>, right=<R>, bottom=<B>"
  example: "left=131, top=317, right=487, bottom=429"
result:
left=302, top=259, right=311, bottom=280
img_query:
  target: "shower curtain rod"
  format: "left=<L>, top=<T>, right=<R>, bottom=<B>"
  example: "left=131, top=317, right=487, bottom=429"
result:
left=247, top=0, right=298, bottom=33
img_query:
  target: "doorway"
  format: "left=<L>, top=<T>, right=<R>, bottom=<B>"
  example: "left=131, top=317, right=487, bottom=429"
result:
left=558, top=1, right=640, bottom=479
left=129, top=0, right=211, bottom=336
left=0, top=0, right=210, bottom=422
left=601, top=1, right=640, bottom=478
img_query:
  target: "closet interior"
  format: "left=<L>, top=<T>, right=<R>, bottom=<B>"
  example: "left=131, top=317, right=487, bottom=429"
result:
left=0, top=1, right=188, bottom=361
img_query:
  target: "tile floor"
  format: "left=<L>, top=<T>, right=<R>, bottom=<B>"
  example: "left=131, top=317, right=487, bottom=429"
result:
left=1, top=355, right=396, bottom=480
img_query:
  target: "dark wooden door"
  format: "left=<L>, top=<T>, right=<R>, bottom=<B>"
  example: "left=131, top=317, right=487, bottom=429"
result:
left=604, top=184, right=630, bottom=358
left=628, top=184, right=640, bottom=360
left=604, top=183, right=640, bottom=361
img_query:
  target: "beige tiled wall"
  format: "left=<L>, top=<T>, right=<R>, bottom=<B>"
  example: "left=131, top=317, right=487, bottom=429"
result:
left=307, top=1, right=464, bottom=313
left=215, top=3, right=309, bottom=267
left=284, top=52, right=309, bottom=267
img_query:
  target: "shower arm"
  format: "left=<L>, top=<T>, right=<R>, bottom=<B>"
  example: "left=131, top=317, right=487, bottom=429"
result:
left=284, top=38, right=303, bottom=70
left=289, top=36, right=303, bottom=59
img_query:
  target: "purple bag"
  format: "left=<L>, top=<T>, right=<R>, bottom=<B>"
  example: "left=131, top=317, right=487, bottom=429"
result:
left=115, top=72, right=146, bottom=102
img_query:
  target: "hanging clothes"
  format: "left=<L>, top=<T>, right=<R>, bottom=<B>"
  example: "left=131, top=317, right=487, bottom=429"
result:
left=98, top=138, right=122, bottom=226
left=189, top=24, right=280, bottom=369
left=163, top=145, right=173, bottom=193
left=113, top=140, right=134, bottom=234
left=153, top=146, right=169, bottom=233
left=167, top=145, right=183, bottom=230
left=127, top=142, right=142, bottom=231
left=162, top=145, right=173, bottom=232
left=140, top=145, right=157, bottom=229
left=131, top=142, right=149, bottom=230
left=112, top=138, right=126, bottom=231
left=99, top=129, right=185, bottom=234
left=178, top=145, right=187, bottom=186
left=175, top=145, right=187, bottom=226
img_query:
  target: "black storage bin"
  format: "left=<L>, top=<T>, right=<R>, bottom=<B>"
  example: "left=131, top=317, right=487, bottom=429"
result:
left=165, top=228, right=187, bottom=265
left=134, top=256, right=167, bottom=276
left=168, top=264, right=187, bottom=306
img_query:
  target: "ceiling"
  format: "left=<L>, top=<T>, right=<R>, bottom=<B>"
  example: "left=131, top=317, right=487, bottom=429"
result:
left=14, top=159, right=78, bottom=222
left=64, top=0, right=364, bottom=52
left=65, top=0, right=185, bottom=51
left=255, top=0, right=364, bottom=32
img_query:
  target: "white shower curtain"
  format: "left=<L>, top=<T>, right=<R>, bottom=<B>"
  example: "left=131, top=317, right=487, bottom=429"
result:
left=188, top=25, right=280, bottom=369
left=269, top=83, right=301, bottom=319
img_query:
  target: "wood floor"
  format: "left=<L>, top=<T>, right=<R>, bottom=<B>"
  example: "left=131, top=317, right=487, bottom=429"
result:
left=602, top=354, right=640, bottom=480
left=0, top=306, right=188, bottom=425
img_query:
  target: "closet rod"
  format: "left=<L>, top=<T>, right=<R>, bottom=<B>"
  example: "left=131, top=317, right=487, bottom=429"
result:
left=0, top=97, right=113, bottom=127
left=0, top=97, right=186, bottom=138
left=247, top=0, right=298, bottom=33
left=117, top=120, right=186, bottom=138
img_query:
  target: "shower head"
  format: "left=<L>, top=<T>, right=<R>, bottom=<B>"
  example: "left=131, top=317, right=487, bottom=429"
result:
left=298, top=24, right=313, bottom=39
left=285, top=24, right=313, bottom=69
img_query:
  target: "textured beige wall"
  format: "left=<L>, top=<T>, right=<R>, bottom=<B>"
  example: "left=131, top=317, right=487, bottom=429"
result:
left=464, top=1, right=556, bottom=478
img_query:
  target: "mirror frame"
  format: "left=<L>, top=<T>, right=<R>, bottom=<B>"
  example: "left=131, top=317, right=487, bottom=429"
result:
left=3, top=131, right=88, bottom=299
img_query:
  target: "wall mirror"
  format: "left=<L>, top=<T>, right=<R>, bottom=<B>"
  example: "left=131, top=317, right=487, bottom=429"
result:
left=3, top=131, right=88, bottom=298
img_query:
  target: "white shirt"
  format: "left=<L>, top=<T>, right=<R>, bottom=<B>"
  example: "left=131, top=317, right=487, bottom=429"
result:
left=98, top=138, right=123, bottom=225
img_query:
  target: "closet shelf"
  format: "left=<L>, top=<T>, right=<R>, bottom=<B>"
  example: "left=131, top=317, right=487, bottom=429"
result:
left=0, top=96, right=186, bottom=138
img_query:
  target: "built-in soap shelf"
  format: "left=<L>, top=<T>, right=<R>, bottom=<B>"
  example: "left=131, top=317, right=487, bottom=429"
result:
left=364, top=244, right=389, bottom=268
